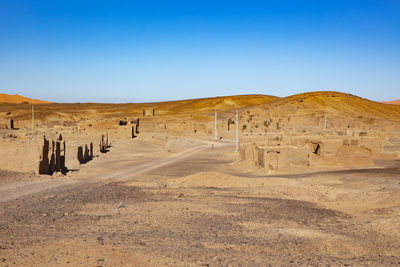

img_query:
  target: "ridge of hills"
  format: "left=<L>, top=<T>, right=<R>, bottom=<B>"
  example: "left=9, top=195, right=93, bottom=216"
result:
left=1, top=91, right=400, bottom=121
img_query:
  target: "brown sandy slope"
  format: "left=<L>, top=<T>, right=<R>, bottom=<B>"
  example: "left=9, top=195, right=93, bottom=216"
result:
left=382, top=99, right=400, bottom=105
left=263, top=91, right=400, bottom=119
left=0, top=94, right=278, bottom=121
left=0, top=93, right=50, bottom=104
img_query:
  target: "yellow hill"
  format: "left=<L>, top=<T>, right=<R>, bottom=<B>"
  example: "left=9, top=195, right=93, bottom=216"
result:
left=263, top=91, right=400, bottom=119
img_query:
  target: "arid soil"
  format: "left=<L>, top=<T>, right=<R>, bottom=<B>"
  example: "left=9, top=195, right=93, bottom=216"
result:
left=0, top=137, right=400, bottom=266
left=1, top=92, right=400, bottom=266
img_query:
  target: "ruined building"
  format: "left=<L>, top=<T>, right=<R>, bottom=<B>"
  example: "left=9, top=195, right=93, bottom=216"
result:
left=100, top=133, right=109, bottom=153
left=77, top=142, right=93, bottom=164
left=38, top=134, right=66, bottom=175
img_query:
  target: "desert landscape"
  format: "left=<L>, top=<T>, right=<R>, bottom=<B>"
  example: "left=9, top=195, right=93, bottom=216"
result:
left=0, top=91, right=400, bottom=266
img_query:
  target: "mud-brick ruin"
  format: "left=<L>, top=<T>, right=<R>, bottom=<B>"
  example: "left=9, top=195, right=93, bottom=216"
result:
left=100, top=133, right=109, bottom=153
left=6, top=119, right=14, bottom=130
left=77, top=143, right=93, bottom=164
left=38, top=134, right=67, bottom=175
left=239, top=109, right=399, bottom=173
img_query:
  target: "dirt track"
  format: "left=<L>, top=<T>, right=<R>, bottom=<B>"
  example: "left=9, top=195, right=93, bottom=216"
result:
left=1, top=138, right=400, bottom=266
left=0, top=142, right=210, bottom=203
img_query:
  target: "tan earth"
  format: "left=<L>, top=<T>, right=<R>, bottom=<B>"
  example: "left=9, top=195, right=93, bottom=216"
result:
left=1, top=91, right=400, bottom=266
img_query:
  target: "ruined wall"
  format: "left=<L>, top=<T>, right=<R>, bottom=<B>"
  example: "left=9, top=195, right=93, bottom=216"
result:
left=38, top=134, right=66, bottom=175
left=240, top=132, right=388, bottom=173
left=77, top=142, right=93, bottom=164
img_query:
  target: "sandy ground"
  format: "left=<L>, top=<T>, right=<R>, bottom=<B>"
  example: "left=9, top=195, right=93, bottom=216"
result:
left=1, top=135, right=400, bottom=266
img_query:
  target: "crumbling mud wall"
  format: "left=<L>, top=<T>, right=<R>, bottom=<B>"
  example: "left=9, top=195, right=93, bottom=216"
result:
left=143, top=109, right=155, bottom=117
left=38, top=134, right=66, bottom=175
left=6, top=119, right=14, bottom=130
left=240, top=132, right=389, bottom=173
left=77, top=142, right=93, bottom=164
left=238, top=107, right=400, bottom=173
left=100, top=133, right=109, bottom=153
left=115, top=118, right=141, bottom=138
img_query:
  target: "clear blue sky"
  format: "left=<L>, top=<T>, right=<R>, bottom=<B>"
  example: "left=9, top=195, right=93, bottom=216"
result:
left=0, top=0, right=399, bottom=103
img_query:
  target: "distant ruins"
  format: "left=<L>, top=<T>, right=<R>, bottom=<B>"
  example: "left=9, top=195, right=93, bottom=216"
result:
left=143, top=109, right=155, bottom=117
left=239, top=109, right=398, bottom=173
left=117, top=118, right=140, bottom=137
left=38, top=134, right=66, bottom=175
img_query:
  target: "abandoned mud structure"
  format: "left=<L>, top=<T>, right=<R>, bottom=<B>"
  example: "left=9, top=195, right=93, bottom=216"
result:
left=131, top=126, right=135, bottom=138
left=38, top=134, right=66, bottom=175
left=239, top=108, right=399, bottom=173
left=77, top=142, right=93, bottom=164
left=227, top=118, right=235, bottom=131
left=6, top=119, right=14, bottom=130
left=100, top=134, right=109, bottom=153
left=142, top=108, right=155, bottom=117
left=135, top=118, right=140, bottom=134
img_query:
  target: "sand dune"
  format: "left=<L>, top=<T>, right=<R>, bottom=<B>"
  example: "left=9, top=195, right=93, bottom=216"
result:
left=0, top=93, right=50, bottom=104
left=382, top=99, right=400, bottom=105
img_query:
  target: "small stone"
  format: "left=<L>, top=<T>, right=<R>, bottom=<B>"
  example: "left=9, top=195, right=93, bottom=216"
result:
left=96, top=236, right=104, bottom=245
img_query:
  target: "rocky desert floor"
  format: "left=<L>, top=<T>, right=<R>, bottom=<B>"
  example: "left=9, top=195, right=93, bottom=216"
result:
left=1, top=133, right=400, bottom=266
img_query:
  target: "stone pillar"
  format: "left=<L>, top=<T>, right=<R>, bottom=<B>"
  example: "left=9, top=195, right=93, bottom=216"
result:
left=7, top=119, right=14, bottom=130
left=61, top=140, right=66, bottom=172
left=84, top=144, right=89, bottom=162
left=49, top=141, right=56, bottom=174
left=77, top=146, right=84, bottom=164
left=55, top=141, right=61, bottom=171
left=132, top=126, right=135, bottom=138
left=38, top=135, right=50, bottom=174
left=100, top=135, right=107, bottom=153
left=90, top=142, right=93, bottom=159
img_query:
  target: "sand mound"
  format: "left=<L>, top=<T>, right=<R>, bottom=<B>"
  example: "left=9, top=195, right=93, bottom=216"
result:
left=0, top=93, right=50, bottom=104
